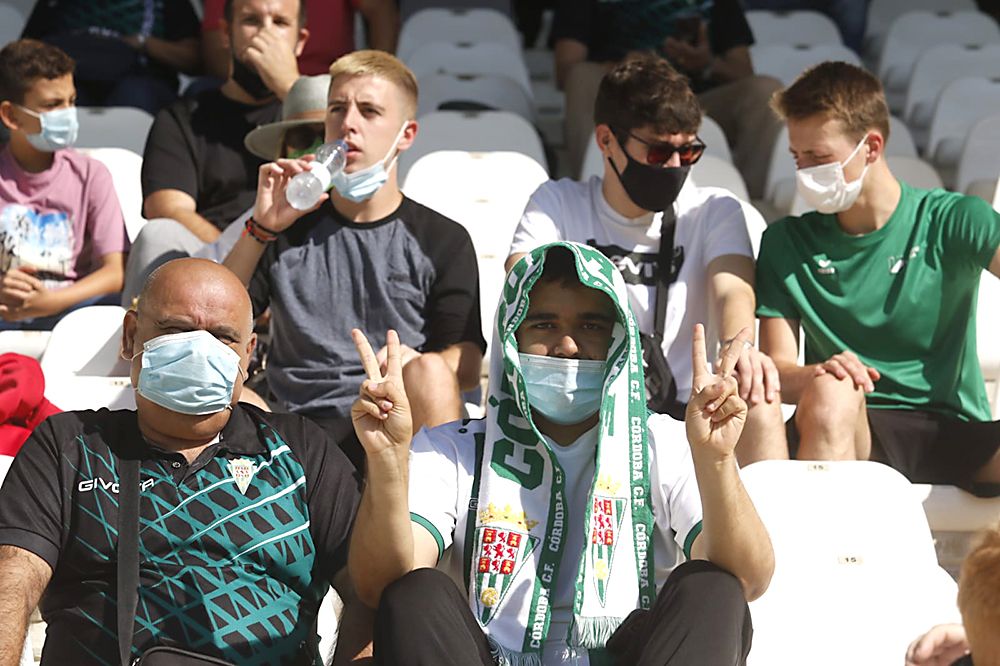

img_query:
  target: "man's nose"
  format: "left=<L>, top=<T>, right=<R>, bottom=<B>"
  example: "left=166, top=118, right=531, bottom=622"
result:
left=553, top=334, right=580, bottom=359
left=666, top=151, right=682, bottom=168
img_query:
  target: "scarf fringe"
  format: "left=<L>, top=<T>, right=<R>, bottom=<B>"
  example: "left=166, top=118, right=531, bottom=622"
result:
left=568, top=616, right=626, bottom=650
left=490, top=640, right=543, bottom=666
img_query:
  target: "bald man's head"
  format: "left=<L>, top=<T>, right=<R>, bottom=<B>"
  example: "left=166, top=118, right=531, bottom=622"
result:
left=137, top=258, right=254, bottom=336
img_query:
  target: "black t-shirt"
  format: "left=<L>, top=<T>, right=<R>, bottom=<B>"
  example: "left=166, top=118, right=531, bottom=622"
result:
left=141, top=88, right=281, bottom=230
left=0, top=405, right=361, bottom=665
left=249, top=196, right=488, bottom=418
left=552, top=0, right=754, bottom=76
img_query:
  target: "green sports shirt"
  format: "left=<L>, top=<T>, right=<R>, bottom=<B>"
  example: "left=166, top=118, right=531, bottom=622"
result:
left=756, top=182, right=1000, bottom=421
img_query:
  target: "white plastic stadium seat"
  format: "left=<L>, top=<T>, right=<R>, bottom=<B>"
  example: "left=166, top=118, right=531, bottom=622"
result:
left=417, top=72, right=535, bottom=123
left=75, top=106, right=155, bottom=156
left=78, top=147, right=148, bottom=242
left=579, top=115, right=732, bottom=182
left=398, top=110, right=546, bottom=182
left=977, top=271, right=1000, bottom=418
left=405, top=41, right=532, bottom=100
left=741, top=461, right=961, bottom=666
left=745, top=10, right=842, bottom=46
left=955, top=114, right=1000, bottom=199
left=690, top=155, right=749, bottom=201
left=402, top=150, right=548, bottom=350
left=902, top=43, right=1000, bottom=148
left=925, top=78, right=1000, bottom=187
left=914, top=483, right=1000, bottom=532
left=877, top=10, right=999, bottom=113
left=0, top=331, right=51, bottom=360
left=397, top=7, right=520, bottom=61
left=865, top=0, right=978, bottom=61
left=750, top=43, right=861, bottom=86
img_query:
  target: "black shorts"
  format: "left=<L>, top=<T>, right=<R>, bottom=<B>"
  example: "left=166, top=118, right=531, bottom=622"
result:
left=786, top=408, right=1000, bottom=495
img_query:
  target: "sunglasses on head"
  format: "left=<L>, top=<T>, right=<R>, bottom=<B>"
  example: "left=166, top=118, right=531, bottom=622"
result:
left=614, top=128, right=707, bottom=167
left=283, top=123, right=326, bottom=152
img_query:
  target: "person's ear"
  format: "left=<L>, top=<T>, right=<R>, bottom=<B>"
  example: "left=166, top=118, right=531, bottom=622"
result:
left=864, top=131, right=885, bottom=165
left=245, top=332, right=258, bottom=364
left=295, top=27, right=309, bottom=57
left=0, top=101, right=20, bottom=132
left=595, top=124, right=615, bottom=157
left=121, top=309, right=139, bottom=360
left=397, top=119, right=418, bottom=152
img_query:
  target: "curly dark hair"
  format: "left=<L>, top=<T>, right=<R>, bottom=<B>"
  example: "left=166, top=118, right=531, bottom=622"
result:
left=0, top=39, right=75, bottom=105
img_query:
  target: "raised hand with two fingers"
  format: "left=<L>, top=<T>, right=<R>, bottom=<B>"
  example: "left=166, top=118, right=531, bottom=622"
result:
left=350, top=328, right=413, bottom=457
left=686, top=324, right=751, bottom=460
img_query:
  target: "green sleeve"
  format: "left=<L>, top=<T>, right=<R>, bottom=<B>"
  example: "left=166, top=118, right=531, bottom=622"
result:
left=755, top=224, right=801, bottom=320
left=940, top=194, right=1000, bottom=271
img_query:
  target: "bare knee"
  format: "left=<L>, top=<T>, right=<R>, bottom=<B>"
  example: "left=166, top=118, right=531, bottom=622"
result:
left=403, top=353, right=458, bottom=390
left=796, top=374, right=866, bottom=460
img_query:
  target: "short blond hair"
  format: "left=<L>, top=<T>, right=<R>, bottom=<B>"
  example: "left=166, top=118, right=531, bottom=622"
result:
left=328, top=49, right=418, bottom=119
left=958, top=523, right=1000, bottom=662
left=771, top=61, right=890, bottom=143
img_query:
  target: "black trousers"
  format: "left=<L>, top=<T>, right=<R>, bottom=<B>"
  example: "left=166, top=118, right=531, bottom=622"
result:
left=373, top=561, right=752, bottom=666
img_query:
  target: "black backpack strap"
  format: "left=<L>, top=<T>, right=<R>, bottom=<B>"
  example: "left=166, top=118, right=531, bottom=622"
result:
left=652, top=208, right=681, bottom=402
left=117, top=457, right=140, bottom=666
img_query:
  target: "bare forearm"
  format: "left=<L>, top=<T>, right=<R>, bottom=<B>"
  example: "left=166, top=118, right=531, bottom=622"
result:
left=771, top=360, right=818, bottom=403
left=0, top=547, right=50, bottom=666
left=434, top=343, right=483, bottom=391
left=143, top=37, right=201, bottom=74
left=348, top=449, right=415, bottom=607
left=45, top=258, right=124, bottom=314
left=163, top=209, right=220, bottom=243
left=222, top=234, right=268, bottom=287
left=715, top=290, right=756, bottom=345
left=692, top=453, right=774, bottom=600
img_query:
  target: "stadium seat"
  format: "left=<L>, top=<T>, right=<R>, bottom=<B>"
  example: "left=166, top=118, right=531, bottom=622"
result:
left=402, top=150, right=548, bottom=350
left=405, top=41, right=532, bottom=99
left=903, top=43, right=1000, bottom=149
left=75, top=106, right=155, bottom=156
left=78, top=147, right=147, bottom=242
left=926, top=78, right=1000, bottom=188
left=745, top=10, right=842, bottom=46
left=398, top=7, right=520, bottom=61
left=877, top=10, right=999, bottom=113
left=398, top=110, right=546, bottom=181
left=914, top=483, right=1000, bottom=532
left=750, top=43, right=861, bottom=86
left=0, top=3, right=29, bottom=47
left=0, top=331, right=51, bottom=360
left=417, top=72, right=535, bottom=122
left=865, top=0, right=979, bottom=65
left=579, top=115, right=733, bottom=181
left=742, top=460, right=962, bottom=666
left=398, top=0, right=512, bottom=23
left=690, top=155, right=750, bottom=201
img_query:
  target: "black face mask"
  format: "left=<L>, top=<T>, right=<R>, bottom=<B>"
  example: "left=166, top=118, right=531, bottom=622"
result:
left=608, top=151, right=690, bottom=213
left=231, top=55, right=273, bottom=101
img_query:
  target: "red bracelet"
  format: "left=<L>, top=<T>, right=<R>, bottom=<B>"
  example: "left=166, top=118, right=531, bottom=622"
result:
left=243, top=217, right=277, bottom=243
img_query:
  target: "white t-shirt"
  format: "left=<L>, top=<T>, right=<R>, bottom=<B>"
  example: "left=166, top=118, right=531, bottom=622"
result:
left=408, top=414, right=703, bottom=666
left=508, top=177, right=766, bottom=401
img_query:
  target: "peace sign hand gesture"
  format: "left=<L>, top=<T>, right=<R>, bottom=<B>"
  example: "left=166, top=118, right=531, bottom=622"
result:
left=685, top=324, right=750, bottom=461
left=350, top=329, right=413, bottom=457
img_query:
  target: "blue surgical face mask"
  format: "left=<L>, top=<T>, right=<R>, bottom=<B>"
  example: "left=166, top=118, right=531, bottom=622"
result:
left=518, top=353, right=605, bottom=425
left=136, top=330, right=246, bottom=416
left=18, top=105, right=79, bottom=152
left=331, top=122, right=407, bottom=203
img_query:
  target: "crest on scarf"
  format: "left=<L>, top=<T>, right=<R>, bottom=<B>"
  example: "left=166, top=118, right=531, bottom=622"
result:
left=227, top=458, right=258, bottom=495
left=474, top=503, right=540, bottom=625
left=589, top=475, right=629, bottom=606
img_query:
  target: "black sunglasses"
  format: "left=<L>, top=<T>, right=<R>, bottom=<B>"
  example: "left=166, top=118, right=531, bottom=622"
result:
left=283, top=123, right=326, bottom=152
left=614, top=128, right=707, bottom=166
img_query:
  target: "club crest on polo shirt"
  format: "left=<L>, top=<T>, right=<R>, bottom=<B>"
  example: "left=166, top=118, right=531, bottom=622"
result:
left=227, top=458, right=258, bottom=495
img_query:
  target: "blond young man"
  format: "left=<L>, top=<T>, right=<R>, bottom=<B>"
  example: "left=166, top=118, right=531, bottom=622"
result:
left=224, top=50, right=485, bottom=469
left=756, top=62, right=1000, bottom=489
left=906, top=523, right=1000, bottom=666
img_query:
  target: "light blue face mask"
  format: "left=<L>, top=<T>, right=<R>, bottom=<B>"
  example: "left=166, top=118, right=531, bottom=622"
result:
left=330, top=122, right=407, bottom=203
left=136, top=330, right=246, bottom=416
left=518, top=353, right=606, bottom=425
left=18, top=105, right=78, bottom=152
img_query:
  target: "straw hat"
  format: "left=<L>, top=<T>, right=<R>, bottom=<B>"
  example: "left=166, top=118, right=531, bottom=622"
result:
left=244, top=74, right=331, bottom=160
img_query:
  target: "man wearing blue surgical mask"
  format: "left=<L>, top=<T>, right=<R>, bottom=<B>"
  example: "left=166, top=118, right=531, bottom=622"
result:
left=757, top=62, right=1000, bottom=491
left=0, top=257, right=363, bottom=663
left=224, top=50, right=486, bottom=472
left=0, top=39, right=128, bottom=330
left=347, top=242, right=773, bottom=665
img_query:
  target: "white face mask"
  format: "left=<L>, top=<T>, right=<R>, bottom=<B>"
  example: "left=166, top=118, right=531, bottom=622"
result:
left=795, top=134, right=870, bottom=214
left=331, top=122, right=408, bottom=203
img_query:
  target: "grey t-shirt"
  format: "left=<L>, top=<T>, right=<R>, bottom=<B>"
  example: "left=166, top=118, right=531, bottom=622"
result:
left=249, top=196, right=486, bottom=419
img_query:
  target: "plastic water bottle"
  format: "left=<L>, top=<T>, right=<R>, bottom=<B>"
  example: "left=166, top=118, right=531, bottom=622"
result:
left=285, top=139, right=348, bottom=210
